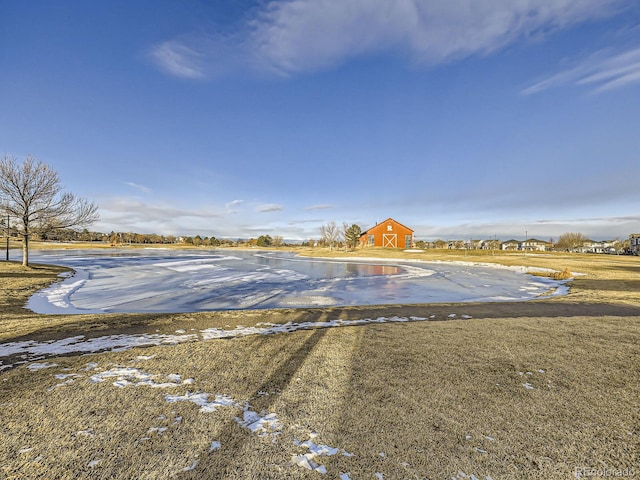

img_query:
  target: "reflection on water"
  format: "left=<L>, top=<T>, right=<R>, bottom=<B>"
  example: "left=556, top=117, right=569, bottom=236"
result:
left=346, top=263, right=401, bottom=276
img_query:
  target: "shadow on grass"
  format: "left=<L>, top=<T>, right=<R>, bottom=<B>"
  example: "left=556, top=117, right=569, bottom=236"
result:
left=574, top=278, right=640, bottom=292
left=606, top=265, right=640, bottom=275
left=0, top=272, right=62, bottom=279
left=5, top=296, right=640, bottom=346
left=4, top=288, right=640, bottom=375
left=189, top=323, right=330, bottom=478
left=0, top=308, right=339, bottom=371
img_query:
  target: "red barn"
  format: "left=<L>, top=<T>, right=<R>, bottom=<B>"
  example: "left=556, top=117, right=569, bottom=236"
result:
left=359, top=218, right=414, bottom=249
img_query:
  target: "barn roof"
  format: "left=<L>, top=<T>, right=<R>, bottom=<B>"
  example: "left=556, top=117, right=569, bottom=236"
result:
left=360, top=218, right=414, bottom=236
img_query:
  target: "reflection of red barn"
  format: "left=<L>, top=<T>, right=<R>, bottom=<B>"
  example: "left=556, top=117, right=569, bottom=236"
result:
left=359, top=218, right=414, bottom=249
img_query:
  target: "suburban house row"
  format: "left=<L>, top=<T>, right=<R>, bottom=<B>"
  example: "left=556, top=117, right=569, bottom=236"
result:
left=359, top=218, right=640, bottom=254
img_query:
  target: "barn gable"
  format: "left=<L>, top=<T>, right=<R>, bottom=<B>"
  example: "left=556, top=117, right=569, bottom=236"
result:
left=359, top=218, right=414, bottom=249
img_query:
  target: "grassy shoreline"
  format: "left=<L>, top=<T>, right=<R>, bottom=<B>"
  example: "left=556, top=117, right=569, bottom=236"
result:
left=1, top=247, right=639, bottom=479
left=2, top=244, right=639, bottom=341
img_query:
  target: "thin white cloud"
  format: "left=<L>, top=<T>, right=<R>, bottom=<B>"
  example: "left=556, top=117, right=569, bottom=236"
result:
left=148, top=40, right=206, bottom=79
left=149, top=0, right=625, bottom=78
left=225, top=199, right=244, bottom=213
left=226, top=199, right=244, bottom=208
left=522, top=46, right=640, bottom=95
left=288, top=219, right=325, bottom=225
left=99, top=197, right=224, bottom=225
left=126, top=182, right=152, bottom=194
left=256, top=203, right=284, bottom=213
left=249, top=0, right=624, bottom=74
left=304, top=204, right=335, bottom=211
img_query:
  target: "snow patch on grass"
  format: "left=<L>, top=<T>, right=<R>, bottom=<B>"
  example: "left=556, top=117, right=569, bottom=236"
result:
left=27, top=362, right=58, bottom=371
left=165, top=392, right=237, bottom=412
left=89, top=367, right=184, bottom=388
left=3, top=314, right=479, bottom=368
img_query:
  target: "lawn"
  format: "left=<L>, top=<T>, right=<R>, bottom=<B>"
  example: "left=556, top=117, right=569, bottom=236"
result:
left=1, top=247, right=639, bottom=479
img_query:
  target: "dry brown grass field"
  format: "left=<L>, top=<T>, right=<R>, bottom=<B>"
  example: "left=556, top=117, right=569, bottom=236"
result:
left=1, top=245, right=639, bottom=479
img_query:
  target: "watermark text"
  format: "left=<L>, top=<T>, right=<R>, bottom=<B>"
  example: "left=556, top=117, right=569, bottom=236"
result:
left=574, top=466, right=635, bottom=478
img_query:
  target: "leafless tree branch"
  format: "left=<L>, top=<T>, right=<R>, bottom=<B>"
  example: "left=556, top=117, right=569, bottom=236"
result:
left=0, top=155, right=99, bottom=266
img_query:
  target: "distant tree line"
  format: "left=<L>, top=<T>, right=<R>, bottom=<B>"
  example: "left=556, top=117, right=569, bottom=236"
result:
left=6, top=217, right=630, bottom=255
left=315, top=221, right=362, bottom=250
left=13, top=227, right=295, bottom=249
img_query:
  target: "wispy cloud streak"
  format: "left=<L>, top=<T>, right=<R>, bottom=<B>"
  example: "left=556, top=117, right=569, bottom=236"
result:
left=149, top=40, right=206, bottom=79
left=225, top=199, right=244, bottom=213
left=304, top=204, right=335, bottom=211
left=256, top=203, right=283, bottom=213
left=126, top=182, right=152, bottom=194
left=101, top=198, right=224, bottom=223
left=522, top=46, right=640, bottom=95
left=149, top=0, right=626, bottom=78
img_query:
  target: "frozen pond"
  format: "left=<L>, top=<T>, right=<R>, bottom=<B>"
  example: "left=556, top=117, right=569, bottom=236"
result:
left=27, top=249, right=567, bottom=314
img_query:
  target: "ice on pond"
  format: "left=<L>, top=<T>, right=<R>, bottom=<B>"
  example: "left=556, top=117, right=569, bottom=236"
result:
left=26, top=249, right=568, bottom=314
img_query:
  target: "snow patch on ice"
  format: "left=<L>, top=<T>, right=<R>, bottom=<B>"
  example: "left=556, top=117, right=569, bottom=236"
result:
left=27, top=269, right=103, bottom=314
left=153, top=256, right=240, bottom=270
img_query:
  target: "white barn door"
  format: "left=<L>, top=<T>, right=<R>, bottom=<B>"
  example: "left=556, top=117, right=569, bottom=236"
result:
left=382, top=234, right=397, bottom=248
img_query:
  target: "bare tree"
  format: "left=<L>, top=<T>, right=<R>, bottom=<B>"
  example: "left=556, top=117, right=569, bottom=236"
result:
left=319, top=221, right=340, bottom=251
left=0, top=155, right=99, bottom=266
left=556, top=232, right=586, bottom=252
left=434, top=239, right=447, bottom=249
left=611, top=239, right=623, bottom=254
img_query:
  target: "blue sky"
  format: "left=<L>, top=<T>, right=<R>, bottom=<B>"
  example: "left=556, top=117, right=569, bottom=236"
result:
left=2, top=0, right=639, bottom=242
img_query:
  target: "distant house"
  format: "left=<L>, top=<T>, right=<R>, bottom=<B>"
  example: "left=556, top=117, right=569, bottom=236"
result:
left=501, top=240, right=520, bottom=251
left=501, top=238, right=550, bottom=251
left=630, top=234, right=640, bottom=255
left=521, top=238, right=551, bottom=252
left=359, top=218, right=414, bottom=249
left=601, top=240, right=619, bottom=254
left=481, top=239, right=501, bottom=250
left=579, top=239, right=605, bottom=254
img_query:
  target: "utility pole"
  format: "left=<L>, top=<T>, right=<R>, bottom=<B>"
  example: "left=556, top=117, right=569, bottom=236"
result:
left=5, top=214, right=9, bottom=261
